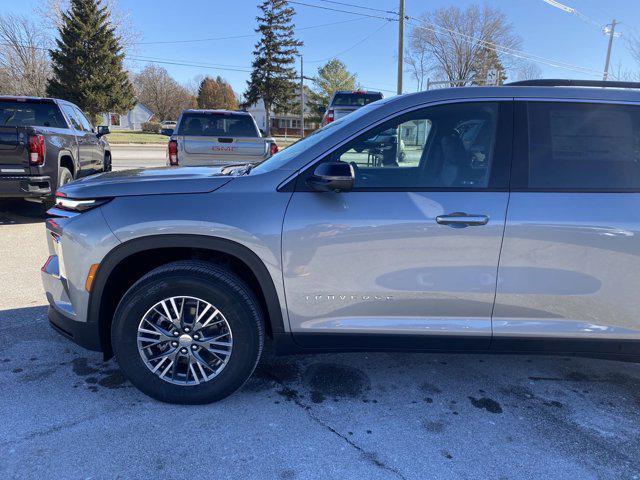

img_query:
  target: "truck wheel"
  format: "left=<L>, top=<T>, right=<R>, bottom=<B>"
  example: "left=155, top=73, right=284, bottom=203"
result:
left=43, top=166, right=73, bottom=207
left=58, top=166, right=73, bottom=187
left=111, top=260, right=265, bottom=404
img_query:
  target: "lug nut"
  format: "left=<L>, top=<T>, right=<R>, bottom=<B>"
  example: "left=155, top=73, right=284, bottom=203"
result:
left=184, top=327, right=191, bottom=333
left=181, top=348, right=188, bottom=354
left=193, top=334, right=200, bottom=340
left=191, top=345, right=198, bottom=350
left=173, top=331, right=179, bottom=336
left=171, top=341, right=178, bottom=347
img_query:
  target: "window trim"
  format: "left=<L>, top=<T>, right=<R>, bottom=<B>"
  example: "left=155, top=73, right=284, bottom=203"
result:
left=511, top=99, right=640, bottom=193
left=290, top=99, right=514, bottom=193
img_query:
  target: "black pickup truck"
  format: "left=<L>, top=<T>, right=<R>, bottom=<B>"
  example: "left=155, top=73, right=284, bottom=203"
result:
left=0, top=96, right=111, bottom=202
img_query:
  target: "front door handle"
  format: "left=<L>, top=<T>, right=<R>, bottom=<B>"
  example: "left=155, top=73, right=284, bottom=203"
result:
left=436, top=212, right=489, bottom=227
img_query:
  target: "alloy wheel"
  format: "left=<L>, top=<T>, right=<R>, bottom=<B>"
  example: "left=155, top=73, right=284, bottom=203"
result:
left=137, top=296, right=233, bottom=386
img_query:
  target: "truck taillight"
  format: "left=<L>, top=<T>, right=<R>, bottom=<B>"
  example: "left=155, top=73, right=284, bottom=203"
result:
left=168, top=140, right=178, bottom=165
left=270, top=142, right=279, bottom=156
left=28, top=134, right=45, bottom=166
left=324, top=109, right=334, bottom=125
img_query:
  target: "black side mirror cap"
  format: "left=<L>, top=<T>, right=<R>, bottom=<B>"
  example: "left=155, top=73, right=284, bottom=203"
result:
left=96, top=125, right=110, bottom=137
left=307, top=162, right=354, bottom=192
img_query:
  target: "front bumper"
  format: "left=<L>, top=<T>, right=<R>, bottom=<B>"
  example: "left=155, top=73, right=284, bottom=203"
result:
left=42, top=255, right=102, bottom=351
left=0, top=175, right=52, bottom=198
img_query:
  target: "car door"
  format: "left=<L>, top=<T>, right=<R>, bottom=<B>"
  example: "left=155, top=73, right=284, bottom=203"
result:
left=493, top=101, right=640, bottom=351
left=60, top=104, right=96, bottom=174
left=282, top=100, right=513, bottom=349
left=72, top=106, right=103, bottom=170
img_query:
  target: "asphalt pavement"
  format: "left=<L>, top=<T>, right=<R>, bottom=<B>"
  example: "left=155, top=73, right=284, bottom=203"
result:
left=1, top=153, right=640, bottom=480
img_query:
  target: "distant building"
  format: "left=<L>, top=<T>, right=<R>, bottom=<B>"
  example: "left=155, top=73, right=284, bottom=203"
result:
left=100, top=103, right=154, bottom=131
left=247, top=93, right=319, bottom=136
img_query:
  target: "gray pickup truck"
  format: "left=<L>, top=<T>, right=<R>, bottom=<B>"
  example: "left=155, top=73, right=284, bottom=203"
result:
left=168, top=109, right=277, bottom=167
left=0, top=96, right=111, bottom=202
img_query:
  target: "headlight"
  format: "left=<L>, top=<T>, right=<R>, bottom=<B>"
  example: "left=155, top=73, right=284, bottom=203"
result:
left=53, top=193, right=111, bottom=212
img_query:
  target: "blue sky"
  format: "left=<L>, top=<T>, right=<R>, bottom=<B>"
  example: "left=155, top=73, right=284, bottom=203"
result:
left=4, top=0, right=640, bottom=96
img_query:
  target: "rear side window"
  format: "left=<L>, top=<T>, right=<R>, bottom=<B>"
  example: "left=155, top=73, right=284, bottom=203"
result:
left=0, top=101, right=66, bottom=128
left=177, top=113, right=258, bottom=137
left=331, top=92, right=383, bottom=107
left=527, top=102, right=640, bottom=190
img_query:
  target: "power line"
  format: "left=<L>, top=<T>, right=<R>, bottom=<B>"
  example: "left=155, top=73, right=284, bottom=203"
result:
left=307, top=20, right=391, bottom=63
left=406, top=16, right=606, bottom=77
left=134, top=18, right=370, bottom=45
left=288, top=1, right=398, bottom=21
left=128, top=57, right=253, bottom=73
left=317, top=0, right=398, bottom=16
left=540, top=0, right=604, bottom=30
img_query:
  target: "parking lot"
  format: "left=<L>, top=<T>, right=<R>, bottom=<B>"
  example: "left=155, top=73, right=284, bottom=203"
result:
left=2, top=155, right=640, bottom=480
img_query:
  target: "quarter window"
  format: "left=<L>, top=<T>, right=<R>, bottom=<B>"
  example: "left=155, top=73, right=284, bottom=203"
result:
left=527, top=102, right=640, bottom=190
left=324, top=102, right=500, bottom=189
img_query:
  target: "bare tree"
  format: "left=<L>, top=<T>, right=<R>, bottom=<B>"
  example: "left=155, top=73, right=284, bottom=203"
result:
left=38, top=0, right=139, bottom=51
left=405, top=33, right=430, bottom=91
left=0, top=14, right=51, bottom=96
left=516, top=62, right=543, bottom=81
left=133, top=64, right=195, bottom=121
left=407, top=4, right=521, bottom=86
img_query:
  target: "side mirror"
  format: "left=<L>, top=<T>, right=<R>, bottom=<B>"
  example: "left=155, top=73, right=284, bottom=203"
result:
left=96, top=125, right=110, bottom=137
left=317, top=105, right=326, bottom=115
left=307, top=162, right=354, bottom=192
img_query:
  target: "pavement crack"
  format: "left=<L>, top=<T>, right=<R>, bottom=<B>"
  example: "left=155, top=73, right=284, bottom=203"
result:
left=264, top=370, right=407, bottom=480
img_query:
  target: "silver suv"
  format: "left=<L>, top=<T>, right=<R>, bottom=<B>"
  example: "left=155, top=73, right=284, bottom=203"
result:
left=42, top=80, right=640, bottom=404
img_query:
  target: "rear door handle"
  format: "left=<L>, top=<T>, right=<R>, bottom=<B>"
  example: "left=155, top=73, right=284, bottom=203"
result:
left=436, top=212, right=489, bottom=227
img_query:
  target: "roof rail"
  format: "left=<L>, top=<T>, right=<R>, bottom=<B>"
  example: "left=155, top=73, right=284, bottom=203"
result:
left=506, top=79, right=640, bottom=89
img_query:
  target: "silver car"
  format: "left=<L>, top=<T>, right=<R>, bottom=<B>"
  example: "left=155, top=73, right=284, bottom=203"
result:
left=167, top=109, right=277, bottom=167
left=42, top=79, right=640, bottom=404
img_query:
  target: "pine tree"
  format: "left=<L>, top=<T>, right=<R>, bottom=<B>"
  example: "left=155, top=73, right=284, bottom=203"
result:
left=244, top=0, right=302, bottom=135
left=197, top=76, right=238, bottom=110
left=47, top=0, right=135, bottom=124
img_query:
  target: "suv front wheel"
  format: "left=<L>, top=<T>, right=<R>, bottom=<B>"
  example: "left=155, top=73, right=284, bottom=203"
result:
left=111, top=260, right=265, bottom=404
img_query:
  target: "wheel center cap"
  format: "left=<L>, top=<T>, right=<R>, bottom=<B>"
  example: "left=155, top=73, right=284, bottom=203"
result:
left=178, top=334, right=193, bottom=347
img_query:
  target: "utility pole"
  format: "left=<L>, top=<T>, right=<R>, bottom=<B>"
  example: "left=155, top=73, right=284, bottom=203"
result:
left=397, top=0, right=405, bottom=95
left=603, top=19, right=618, bottom=81
left=300, top=55, right=305, bottom=138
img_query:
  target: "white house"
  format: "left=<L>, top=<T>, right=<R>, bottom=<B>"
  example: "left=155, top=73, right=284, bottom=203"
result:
left=100, top=103, right=154, bottom=131
left=246, top=93, right=318, bottom=136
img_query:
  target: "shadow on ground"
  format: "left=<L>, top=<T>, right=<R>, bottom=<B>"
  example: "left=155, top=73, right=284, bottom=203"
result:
left=0, top=199, right=49, bottom=225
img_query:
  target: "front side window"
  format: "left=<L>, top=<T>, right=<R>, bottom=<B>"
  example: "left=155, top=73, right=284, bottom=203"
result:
left=323, top=102, right=500, bottom=189
left=61, top=105, right=82, bottom=131
left=527, top=102, right=640, bottom=190
left=73, top=107, right=93, bottom=132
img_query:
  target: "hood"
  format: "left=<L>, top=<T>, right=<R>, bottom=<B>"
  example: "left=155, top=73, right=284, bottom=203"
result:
left=59, top=166, right=235, bottom=199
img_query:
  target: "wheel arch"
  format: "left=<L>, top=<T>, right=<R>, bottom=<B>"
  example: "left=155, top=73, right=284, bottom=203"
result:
left=58, top=150, right=76, bottom=177
left=88, top=234, right=286, bottom=357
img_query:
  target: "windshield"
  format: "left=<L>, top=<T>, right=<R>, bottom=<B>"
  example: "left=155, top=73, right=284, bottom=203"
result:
left=177, top=112, right=258, bottom=137
left=332, top=92, right=383, bottom=107
left=0, top=101, right=66, bottom=128
left=251, top=100, right=385, bottom=174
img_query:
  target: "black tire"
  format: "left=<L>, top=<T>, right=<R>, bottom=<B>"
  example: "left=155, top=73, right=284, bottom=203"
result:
left=103, top=152, right=112, bottom=172
left=111, top=260, right=265, bottom=404
left=58, top=166, right=73, bottom=187
left=44, top=166, right=73, bottom=207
